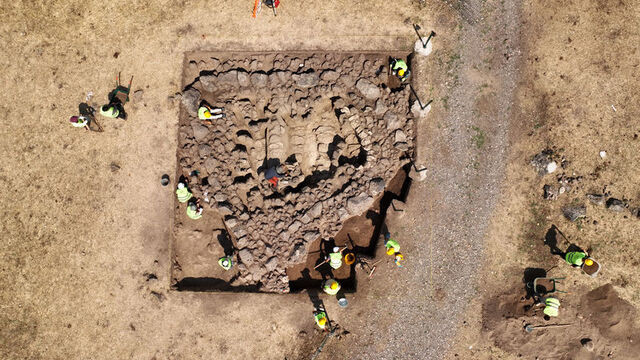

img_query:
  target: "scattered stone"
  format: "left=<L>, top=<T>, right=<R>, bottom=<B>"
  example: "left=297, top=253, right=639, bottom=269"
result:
left=110, top=162, right=121, bottom=172
left=606, top=198, right=625, bottom=212
left=320, top=70, right=339, bottom=81
left=563, top=205, right=586, bottom=222
left=599, top=150, right=606, bottom=159
left=543, top=184, right=558, bottom=200
left=309, top=202, right=323, bottom=219
left=265, top=257, right=278, bottom=271
left=530, top=149, right=555, bottom=175
left=586, top=194, right=605, bottom=206
left=250, top=73, right=268, bottom=87
left=631, top=208, right=640, bottom=218
left=384, top=111, right=403, bottom=131
left=132, top=89, right=144, bottom=103
left=355, top=79, right=381, bottom=100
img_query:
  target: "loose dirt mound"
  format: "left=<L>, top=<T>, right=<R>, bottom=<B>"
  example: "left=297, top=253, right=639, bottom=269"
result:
left=173, top=52, right=415, bottom=293
left=482, top=283, right=640, bottom=359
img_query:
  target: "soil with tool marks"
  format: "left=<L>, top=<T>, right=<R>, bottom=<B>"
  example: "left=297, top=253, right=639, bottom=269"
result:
left=171, top=52, right=415, bottom=293
left=482, top=283, right=640, bottom=359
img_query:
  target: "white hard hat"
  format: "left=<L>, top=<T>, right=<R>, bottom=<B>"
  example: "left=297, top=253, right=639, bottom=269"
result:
left=333, top=247, right=340, bottom=253
left=178, top=182, right=185, bottom=189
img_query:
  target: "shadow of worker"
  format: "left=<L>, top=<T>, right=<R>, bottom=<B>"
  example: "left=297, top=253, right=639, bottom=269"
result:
left=217, top=230, right=236, bottom=257
left=301, top=269, right=323, bottom=309
left=544, top=225, right=565, bottom=257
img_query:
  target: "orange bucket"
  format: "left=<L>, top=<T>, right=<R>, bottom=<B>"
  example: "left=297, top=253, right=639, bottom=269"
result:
left=344, top=252, right=356, bottom=265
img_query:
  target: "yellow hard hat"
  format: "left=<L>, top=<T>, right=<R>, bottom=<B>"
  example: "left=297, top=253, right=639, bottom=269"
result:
left=398, top=69, right=405, bottom=76
left=386, top=247, right=396, bottom=255
left=330, top=281, right=339, bottom=290
left=585, top=259, right=594, bottom=266
left=318, top=317, right=327, bottom=325
left=204, top=110, right=211, bottom=118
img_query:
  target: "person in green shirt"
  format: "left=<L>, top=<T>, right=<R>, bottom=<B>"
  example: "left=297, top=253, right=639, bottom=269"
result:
left=186, top=200, right=203, bottom=220
left=390, top=58, right=410, bottom=82
left=543, top=297, right=560, bottom=317
left=218, top=256, right=233, bottom=270
left=565, top=251, right=587, bottom=267
left=384, top=232, right=400, bottom=255
left=176, top=182, right=193, bottom=203
left=314, top=310, right=328, bottom=330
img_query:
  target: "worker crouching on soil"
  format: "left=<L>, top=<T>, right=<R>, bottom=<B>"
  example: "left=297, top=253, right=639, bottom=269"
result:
left=542, top=297, right=561, bottom=318
left=314, top=309, right=328, bottom=331
left=218, top=256, right=233, bottom=270
left=99, top=100, right=126, bottom=119
left=176, top=182, right=193, bottom=203
left=198, top=103, right=225, bottom=124
left=384, top=232, right=400, bottom=255
left=69, top=116, right=89, bottom=130
left=390, top=58, right=410, bottom=82
left=565, top=251, right=587, bottom=267
left=323, top=279, right=341, bottom=295
left=264, top=164, right=288, bottom=189
left=328, top=247, right=345, bottom=270
left=186, top=199, right=203, bottom=220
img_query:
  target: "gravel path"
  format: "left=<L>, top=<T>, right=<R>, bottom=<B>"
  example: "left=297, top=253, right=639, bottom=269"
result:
left=322, top=1, right=523, bottom=359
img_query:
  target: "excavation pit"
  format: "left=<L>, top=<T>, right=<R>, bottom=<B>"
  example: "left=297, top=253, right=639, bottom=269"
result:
left=171, top=51, right=415, bottom=293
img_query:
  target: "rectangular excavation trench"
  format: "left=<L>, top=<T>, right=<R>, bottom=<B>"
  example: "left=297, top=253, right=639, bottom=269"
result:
left=170, top=50, right=416, bottom=293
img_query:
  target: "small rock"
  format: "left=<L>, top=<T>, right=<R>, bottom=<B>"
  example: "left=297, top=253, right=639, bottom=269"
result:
left=394, top=129, right=407, bottom=143
left=265, top=257, right=278, bottom=271
left=347, top=193, right=374, bottom=215
left=293, top=72, right=319, bottom=88
left=198, top=144, right=212, bottom=158
left=355, top=79, right=381, bottom=100
left=369, top=178, right=385, bottom=196
left=191, top=123, right=209, bottom=141
left=586, top=194, right=605, bottom=206
left=530, top=149, right=555, bottom=175
left=237, top=71, right=250, bottom=87
left=110, top=162, right=121, bottom=172
left=250, top=72, right=268, bottom=87
left=214, top=193, right=228, bottom=202
left=309, top=202, right=323, bottom=219
left=543, top=184, right=558, bottom=200
left=320, top=70, right=339, bottom=81
left=216, top=203, right=233, bottom=216
left=414, top=38, right=433, bottom=56
left=563, top=205, right=586, bottom=222
left=238, top=248, right=254, bottom=264
left=384, top=111, right=403, bottom=131
left=599, top=150, right=606, bottom=159
left=546, top=161, right=558, bottom=174
left=581, top=338, right=594, bottom=352
left=180, top=88, right=200, bottom=114
left=288, top=220, right=302, bottom=233
left=631, top=208, right=640, bottom=218
left=303, top=231, right=320, bottom=242
left=606, top=198, right=625, bottom=212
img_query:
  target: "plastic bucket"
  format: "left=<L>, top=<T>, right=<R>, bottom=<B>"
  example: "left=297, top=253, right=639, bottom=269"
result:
left=344, top=253, right=356, bottom=265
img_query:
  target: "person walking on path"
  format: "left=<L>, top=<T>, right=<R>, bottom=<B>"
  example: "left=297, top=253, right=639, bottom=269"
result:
left=323, top=279, right=341, bottom=295
left=390, top=58, right=410, bottom=82
left=186, top=199, right=203, bottom=220
left=176, top=182, right=193, bottom=203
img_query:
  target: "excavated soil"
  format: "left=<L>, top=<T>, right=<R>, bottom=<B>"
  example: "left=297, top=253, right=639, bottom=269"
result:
left=171, top=51, right=415, bottom=293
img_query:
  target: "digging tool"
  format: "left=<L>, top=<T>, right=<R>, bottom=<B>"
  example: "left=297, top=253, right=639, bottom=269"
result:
left=524, top=323, right=572, bottom=333
left=413, top=25, right=436, bottom=49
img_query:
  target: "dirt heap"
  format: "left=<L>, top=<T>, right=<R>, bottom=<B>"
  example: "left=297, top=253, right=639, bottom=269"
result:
left=175, top=52, right=415, bottom=293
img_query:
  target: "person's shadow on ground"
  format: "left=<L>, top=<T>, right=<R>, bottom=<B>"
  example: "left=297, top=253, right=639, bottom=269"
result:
left=544, top=225, right=587, bottom=260
left=302, top=269, right=323, bottom=309
left=217, top=231, right=235, bottom=257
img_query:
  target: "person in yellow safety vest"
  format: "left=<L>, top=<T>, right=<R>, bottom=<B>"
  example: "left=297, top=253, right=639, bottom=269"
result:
left=390, top=58, right=410, bottom=82
left=565, top=251, right=587, bottom=267
left=314, top=310, right=328, bottom=330
left=99, top=104, right=120, bottom=118
left=69, top=116, right=89, bottom=130
left=176, top=182, right=193, bottom=203
left=186, top=201, right=203, bottom=220
left=198, top=105, right=225, bottom=121
left=384, top=232, right=400, bottom=255
left=328, top=247, right=343, bottom=270
left=218, top=256, right=233, bottom=270
left=543, top=297, right=560, bottom=317
left=394, top=253, right=404, bottom=267
left=323, top=278, right=341, bottom=295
